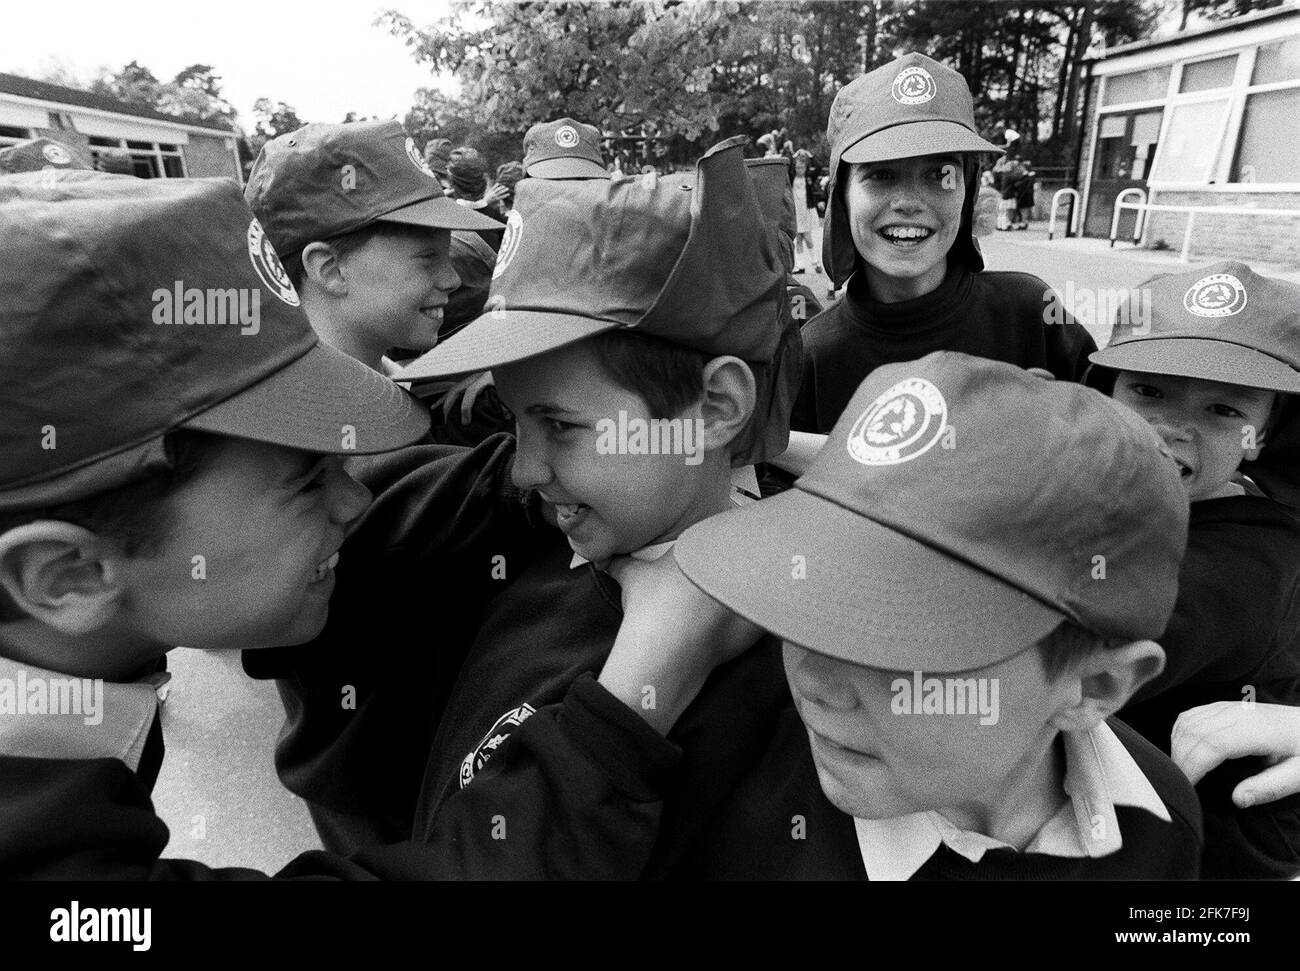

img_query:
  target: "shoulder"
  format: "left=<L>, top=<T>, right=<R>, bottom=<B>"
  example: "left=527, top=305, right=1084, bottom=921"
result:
left=969, top=270, right=1055, bottom=305
left=1109, top=717, right=1203, bottom=844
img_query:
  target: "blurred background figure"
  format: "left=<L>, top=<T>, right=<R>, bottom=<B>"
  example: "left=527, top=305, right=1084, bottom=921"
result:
left=791, top=148, right=822, bottom=275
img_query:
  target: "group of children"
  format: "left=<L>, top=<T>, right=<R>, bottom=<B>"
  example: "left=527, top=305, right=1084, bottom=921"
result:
left=1, top=50, right=1297, bottom=881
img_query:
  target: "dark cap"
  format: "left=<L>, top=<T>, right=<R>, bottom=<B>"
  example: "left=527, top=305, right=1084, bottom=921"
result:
left=424, top=138, right=453, bottom=176
left=244, top=120, right=501, bottom=259
left=0, top=171, right=429, bottom=510
left=522, top=117, right=609, bottom=179
left=1089, top=261, right=1300, bottom=394
left=397, top=138, right=794, bottom=463
left=676, top=352, right=1188, bottom=672
left=0, top=137, right=91, bottom=174
left=822, top=52, right=1003, bottom=286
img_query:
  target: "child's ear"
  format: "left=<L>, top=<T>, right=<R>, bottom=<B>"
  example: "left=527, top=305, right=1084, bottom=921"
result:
left=301, top=241, right=348, bottom=296
left=0, top=522, right=127, bottom=635
left=1050, top=640, right=1166, bottom=733
left=698, top=356, right=757, bottom=452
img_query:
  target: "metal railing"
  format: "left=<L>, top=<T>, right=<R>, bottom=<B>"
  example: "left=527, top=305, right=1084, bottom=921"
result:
left=1110, top=195, right=1300, bottom=262
left=1047, top=188, right=1080, bottom=240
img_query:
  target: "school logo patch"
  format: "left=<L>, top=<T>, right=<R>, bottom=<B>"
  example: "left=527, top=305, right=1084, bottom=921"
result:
left=554, top=124, right=580, bottom=149
left=459, top=703, right=536, bottom=788
left=41, top=143, right=73, bottom=165
left=892, top=66, right=937, bottom=105
left=492, top=210, right=524, bottom=280
left=1184, top=273, right=1247, bottom=318
left=406, top=137, right=439, bottom=180
left=246, top=218, right=300, bottom=307
left=847, top=377, right=947, bottom=466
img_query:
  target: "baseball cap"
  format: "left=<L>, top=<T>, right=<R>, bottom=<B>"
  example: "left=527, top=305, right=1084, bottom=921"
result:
left=0, top=137, right=91, bottom=174
left=1088, top=261, right=1300, bottom=394
left=396, top=137, right=795, bottom=464
left=676, top=352, right=1189, bottom=673
left=0, top=171, right=429, bottom=511
left=424, top=138, right=453, bottom=177
left=822, top=52, right=1003, bottom=286
left=522, top=118, right=609, bottom=179
left=244, top=120, right=501, bottom=259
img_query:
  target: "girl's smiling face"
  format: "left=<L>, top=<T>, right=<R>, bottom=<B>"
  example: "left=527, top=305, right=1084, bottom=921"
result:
left=843, top=153, right=967, bottom=303
left=1111, top=370, right=1277, bottom=501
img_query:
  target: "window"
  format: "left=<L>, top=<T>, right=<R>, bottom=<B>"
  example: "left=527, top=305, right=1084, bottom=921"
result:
left=1149, top=99, right=1230, bottom=182
left=1253, top=36, right=1300, bottom=85
left=1231, top=87, right=1300, bottom=183
left=0, top=124, right=31, bottom=148
left=1102, top=66, right=1171, bottom=105
left=1179, top=54, right=1237, bottom=93
left=86, top=136, right=186, bottom=178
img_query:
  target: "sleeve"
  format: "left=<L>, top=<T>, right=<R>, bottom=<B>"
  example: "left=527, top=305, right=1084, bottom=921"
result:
left=1194, top=757, right=1300, bottom=880
left=1043, top=301, right=1097, bottom=383
left=790, top=338, right=821, bottom=433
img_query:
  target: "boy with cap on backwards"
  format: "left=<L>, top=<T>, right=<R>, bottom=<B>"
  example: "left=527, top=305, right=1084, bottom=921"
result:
left=0, top=170, right=753, bottom=879
left=791, top=52, right=1096, bottom=434
left=265, top=139, right=800, bottom=869
left=1087, top=261, right=1300, bottom=878
left=670, top=352, right=1203, bottom=879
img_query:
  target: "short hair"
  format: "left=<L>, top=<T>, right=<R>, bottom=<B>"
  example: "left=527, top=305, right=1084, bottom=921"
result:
left=0, top=431, right=223, bottom=622
left=1035, top=619, right=1128, bottom=680
left=585, top=330, right=707, bottom=419
left=282, top=222, right=438, bottom=290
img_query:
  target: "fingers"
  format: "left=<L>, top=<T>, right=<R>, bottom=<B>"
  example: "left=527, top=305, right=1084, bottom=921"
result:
left=1172, top=701, right=1300, bottom=786
left=1233, top=757, right=1300, bottom=808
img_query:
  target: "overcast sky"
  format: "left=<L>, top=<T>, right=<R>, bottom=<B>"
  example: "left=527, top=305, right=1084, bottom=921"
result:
left=0, top=0, right=463, bottom=127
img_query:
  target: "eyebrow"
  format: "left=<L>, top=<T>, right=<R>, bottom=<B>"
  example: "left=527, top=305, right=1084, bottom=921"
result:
left=523, top=403, right=583, bottom=417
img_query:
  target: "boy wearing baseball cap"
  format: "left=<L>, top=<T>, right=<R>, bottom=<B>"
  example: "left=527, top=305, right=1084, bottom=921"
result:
left=0, top=171, right=755, bottom=880
left=791, top=52, right=1096, bottom=434
left=258, top=139, right=800, bottom=867
left=244, top=120, right=502, bottom=374
left=672, top=352, right=1203, bottom=879
left=1088, top=261, right=1300, bottom=878
left=521, top=117, right=610, bottom=180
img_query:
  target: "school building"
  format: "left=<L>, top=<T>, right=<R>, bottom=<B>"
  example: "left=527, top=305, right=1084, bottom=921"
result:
left=1076, top=2, right=1300, bottom=264
left=0, top=73, right=242, bottom=182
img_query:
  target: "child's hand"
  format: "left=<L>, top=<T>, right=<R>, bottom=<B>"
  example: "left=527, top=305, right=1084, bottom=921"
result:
left=1172, top=701, right=1300, bottom=807
left=598, top=549, right=764, bottom=735
left=441, top=370, right=494, bottom=425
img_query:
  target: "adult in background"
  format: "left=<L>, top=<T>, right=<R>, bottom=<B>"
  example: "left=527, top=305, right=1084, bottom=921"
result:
left=791, top=148, right=822, bottom=275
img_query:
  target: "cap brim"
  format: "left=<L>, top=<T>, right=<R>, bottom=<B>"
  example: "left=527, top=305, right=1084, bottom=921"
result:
left=183, top=341, right=430, bottom=453
left=396, top=310, right=617, bottom=382
left=377, top=195, right=504, bottom=232
left=525, top=157, right=610, bottom=180
left=675, top=487, right=1065, bottom=673
left=1090, top=337, right=1300, bottom=394
left=841, top=121, right=1004, bottom=164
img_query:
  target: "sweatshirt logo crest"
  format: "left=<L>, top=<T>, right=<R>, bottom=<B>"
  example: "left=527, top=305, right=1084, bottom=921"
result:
left=847, top=377, right=947, bottom=466
left=1184, top=273, right=1247, bottom=318
left=42, top=143, right=73, bottom=165
left=459, top=703, right=536, bottom=787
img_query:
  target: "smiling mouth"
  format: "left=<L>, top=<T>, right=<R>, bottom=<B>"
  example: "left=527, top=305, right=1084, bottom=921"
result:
left=311, top=551, right=340, bottom=582
left=419, top=305, right=444, bottom=322
left=1172, top=456, right=1196, bottom=480
left=879, top=225, right=934, bottom=244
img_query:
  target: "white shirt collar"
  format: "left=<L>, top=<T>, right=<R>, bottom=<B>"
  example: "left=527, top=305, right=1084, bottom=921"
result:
left=0, top=654, right=163, bottom=772
left=853, top=721, right=1172, bottom=880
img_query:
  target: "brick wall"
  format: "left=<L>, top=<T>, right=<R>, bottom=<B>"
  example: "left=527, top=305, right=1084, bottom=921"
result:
left=183, top=132, right=239, bottom=180
left=1143, top=189, right=1300, bottom=264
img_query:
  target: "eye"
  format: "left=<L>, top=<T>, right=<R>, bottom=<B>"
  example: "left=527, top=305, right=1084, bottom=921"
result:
left=544, top=417, right=581, bottom=435
left=1127, top=383, right=1162, bottom=399
left=1210, top=404, right=1246, bottom=419
left=861, top=167, right=893, bottom=182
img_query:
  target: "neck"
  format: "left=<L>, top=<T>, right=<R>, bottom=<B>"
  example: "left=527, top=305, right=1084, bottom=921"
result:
left=647, top=454, right=735, bottom=547
left=864, top=260, right=949, bottom=304
left=937, top=730, right=1068, bottom=849
left=0, top=622, right=164, bottom=682
left=301, top=291, right=385, bottom=372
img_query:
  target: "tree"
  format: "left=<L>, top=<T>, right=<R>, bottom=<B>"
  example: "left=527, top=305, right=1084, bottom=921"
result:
left=252, top=99, right=305, bottom=139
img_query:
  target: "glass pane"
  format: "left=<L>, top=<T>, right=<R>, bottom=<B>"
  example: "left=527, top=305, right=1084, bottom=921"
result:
left=1232, top=88, right=1300, bottom=182
left=1253, top=36, right=1300, bottom=85
left=1099, top=114, right=1127, bottom=138
left=162, top=156, right=185, bottom=178
left=1131, top=111, right=1162, bottom=146
left=1149, top=99, right=1229, bottom=182
left=130, top=154, right=160, bottom=178
left=1179, top=54, right=1237, bottom=93
left=1103, top=66, right=1171, bottom=105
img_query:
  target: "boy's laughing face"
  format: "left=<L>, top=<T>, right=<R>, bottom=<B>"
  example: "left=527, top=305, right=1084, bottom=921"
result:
left=494, top=340, right=721, bottom=564
left=340, top=225, right=459, bottom=353
left=1111, top=370, right=1276, bottom=501
left=843, top=153, right=966, bottom=301
left=122, top=438, right=371, bottom=652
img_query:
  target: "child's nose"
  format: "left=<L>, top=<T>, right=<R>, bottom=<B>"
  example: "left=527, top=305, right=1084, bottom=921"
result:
left=434, top=260, right=461, bottom=294
left=510, top=426, right=554, bottom=491
left=1153, top=418, right=1195, bottom=444
left=789, top=646, right=860, bottom=711
left=327, top=463, right=373, bottom=526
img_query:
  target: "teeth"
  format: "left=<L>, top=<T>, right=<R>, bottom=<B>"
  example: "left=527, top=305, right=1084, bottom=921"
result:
left=882, top=226, right=931, bottom=240
left=554, top=503, right=584, bottom=519
left=313, top=552, right=340, bottom=580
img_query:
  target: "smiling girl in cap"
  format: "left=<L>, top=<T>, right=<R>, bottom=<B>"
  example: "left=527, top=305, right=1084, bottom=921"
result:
left=1087, top=261, right=1300, bottom=879
left=790, top=52, right=1097, bottom=434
